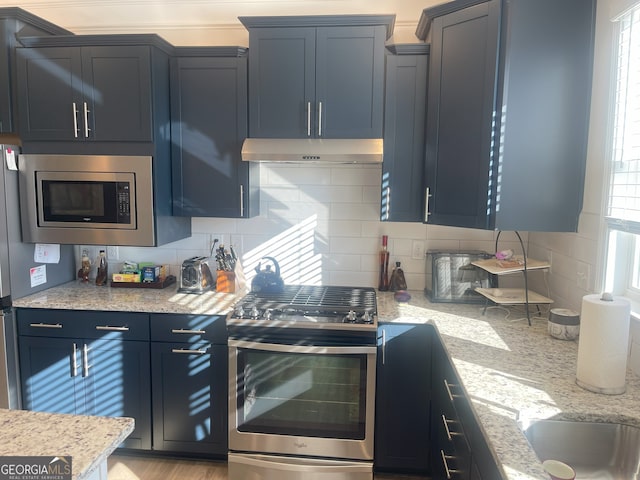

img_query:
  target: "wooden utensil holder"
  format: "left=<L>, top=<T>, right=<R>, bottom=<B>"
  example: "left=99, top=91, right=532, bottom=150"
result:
left=216, top=270, right=236, bottom=293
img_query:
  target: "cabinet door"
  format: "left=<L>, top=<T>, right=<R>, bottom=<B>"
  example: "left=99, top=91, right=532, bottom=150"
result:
left=171, top=56, right=256, bottom=218
left=0, top=20, right=11, bottom=133
left=151, top=342, right=228, bottom=455
left=81, top=46, right=153, bottom=142
left=16, top=47, right=83, bottom=141
left=316, top=26, right=385, bottom=139
left=375, top=323, right=431, bottom=473
left=382, top=52, right=428, bottom=222
left=85, top=337, right=151, bottom=449
left=18, top=336, right=84, bottom=415
left=424, top=1, right=500, bottom=228
left=247, top=27, right=315, bottom=138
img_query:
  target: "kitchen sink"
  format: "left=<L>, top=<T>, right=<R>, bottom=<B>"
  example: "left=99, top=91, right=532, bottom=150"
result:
left=523, top=419, right=640, bottom=479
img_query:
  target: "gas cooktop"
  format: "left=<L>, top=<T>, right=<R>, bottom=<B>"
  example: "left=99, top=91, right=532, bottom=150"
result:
left=227, top=285, right=378, bottom=331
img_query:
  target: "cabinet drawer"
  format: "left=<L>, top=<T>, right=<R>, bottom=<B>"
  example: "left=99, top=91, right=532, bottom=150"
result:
left=17, top=309, right=149, bottom=340
left=150, top=314, right=227, bottom=344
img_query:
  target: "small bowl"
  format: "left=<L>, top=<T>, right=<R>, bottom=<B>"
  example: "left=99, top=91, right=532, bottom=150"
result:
left=542, top=459, right=576, bottom=480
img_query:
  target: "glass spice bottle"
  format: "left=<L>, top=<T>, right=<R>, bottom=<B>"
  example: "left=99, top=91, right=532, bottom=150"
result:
left=95, top=250, right=108, bottom=286
left=78, top=249, right=91, bottom=282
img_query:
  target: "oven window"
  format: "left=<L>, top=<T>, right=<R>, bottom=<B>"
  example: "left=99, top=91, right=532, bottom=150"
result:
left=236, top=350, right=367, bottom=440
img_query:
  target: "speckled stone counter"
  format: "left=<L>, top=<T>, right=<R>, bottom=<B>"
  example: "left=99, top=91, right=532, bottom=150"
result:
left=377, top=291, right=640, bottom=480
left=0, top=408, right=134, bottom=480
left=12, top=280, right=245, bottom=315
left=14, top=283, right=640, bottom=480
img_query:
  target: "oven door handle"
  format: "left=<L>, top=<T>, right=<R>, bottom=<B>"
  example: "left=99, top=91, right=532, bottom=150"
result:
left=228, top=339, right=376, bottom=355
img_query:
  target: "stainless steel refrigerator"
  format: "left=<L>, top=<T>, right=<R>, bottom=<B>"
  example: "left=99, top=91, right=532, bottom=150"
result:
left=0, top=138, right=75, bottom=408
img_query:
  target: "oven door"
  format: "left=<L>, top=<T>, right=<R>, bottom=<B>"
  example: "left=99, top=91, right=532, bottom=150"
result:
left=228, top=339, right=376, bottom=461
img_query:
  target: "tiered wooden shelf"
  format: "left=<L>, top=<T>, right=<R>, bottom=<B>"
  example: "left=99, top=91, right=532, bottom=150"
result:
left=471, top=257, right=552, bottom=321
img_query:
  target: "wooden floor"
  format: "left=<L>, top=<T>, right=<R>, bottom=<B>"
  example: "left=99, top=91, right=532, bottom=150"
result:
left=107, top=453, right=428, bottom=480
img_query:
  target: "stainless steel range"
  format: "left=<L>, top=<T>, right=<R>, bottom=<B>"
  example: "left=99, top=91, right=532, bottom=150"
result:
left=227, top=285, right=377, bottom=480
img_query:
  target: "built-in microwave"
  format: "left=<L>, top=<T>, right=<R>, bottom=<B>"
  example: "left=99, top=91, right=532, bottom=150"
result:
left=18, top=154, right=190, bottom=246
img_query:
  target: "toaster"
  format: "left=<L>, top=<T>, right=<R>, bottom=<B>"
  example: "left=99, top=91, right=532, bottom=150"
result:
left=178, top=256, right=215, bottom=294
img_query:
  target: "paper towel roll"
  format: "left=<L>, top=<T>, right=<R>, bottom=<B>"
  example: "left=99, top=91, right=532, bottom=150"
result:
left=576, top=294, right=631, bottom=394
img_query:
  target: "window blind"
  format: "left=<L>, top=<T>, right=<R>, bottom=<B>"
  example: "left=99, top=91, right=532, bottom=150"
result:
left=607, top=3, right=640, bottom=234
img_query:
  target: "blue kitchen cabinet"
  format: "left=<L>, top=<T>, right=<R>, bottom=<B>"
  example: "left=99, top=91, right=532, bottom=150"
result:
left=375, top=322, right=432, bottom=473
left=0, top=8, right=69, bottom=133
left=170, top=49, right=259, bottom=218
left=419, top=0, right=596, bottom=231
left=240, top=16, right=393, bottom=139
left=150, top=314, right=228, bottom=456
left=15, top=35, right=172, bottom=144
left=381, top=44, right=429, bottom=222
left=16, top=309, right=151, bottom=449
left=430, top=329, right=502, bottom=480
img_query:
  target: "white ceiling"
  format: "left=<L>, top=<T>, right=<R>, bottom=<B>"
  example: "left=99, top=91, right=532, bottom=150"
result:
left=0, top=0, right=443, bottom=46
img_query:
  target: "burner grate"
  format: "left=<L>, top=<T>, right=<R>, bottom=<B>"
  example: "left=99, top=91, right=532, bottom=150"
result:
left=239, top=285, right=377, bottom=313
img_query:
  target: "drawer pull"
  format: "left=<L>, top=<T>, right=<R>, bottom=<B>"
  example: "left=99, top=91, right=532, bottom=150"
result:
left=30, top=323, right=63, bottom=329
left=442, top=414, right=462, bottom=442
left=172, top=348, right=208, bottom=355
left=444, top=379, right=461, bottom=402
left=171, top=328, right=206, bottom=335
left=440, top=450, right=459, bottom=480
left=95, top=325, right=130, bottom=332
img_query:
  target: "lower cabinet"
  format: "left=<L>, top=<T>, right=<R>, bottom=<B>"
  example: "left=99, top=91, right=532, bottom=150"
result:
left=374, top=322, right=432, bottom=473
left=430, top=330, right=501, bottom=480
left=150, top=313, right=228, bottom=456
left=17, top=309, right=229, bottom=456
left=17, top=309, right=151, bottom=449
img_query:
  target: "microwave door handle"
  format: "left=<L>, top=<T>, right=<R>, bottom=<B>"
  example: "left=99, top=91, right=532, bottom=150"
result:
left=228, top=339, right=376, bottom=356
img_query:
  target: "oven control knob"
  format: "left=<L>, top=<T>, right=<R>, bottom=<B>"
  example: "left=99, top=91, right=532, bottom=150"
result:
left=263, top=309, right=273, bottom=320
left=234, top=306, right=245, bottom=318
left=250, top=306, right=261, bottom=319
left=361, top=311, right=373, bottom=324
left=345, top=310, right=358, bottom=323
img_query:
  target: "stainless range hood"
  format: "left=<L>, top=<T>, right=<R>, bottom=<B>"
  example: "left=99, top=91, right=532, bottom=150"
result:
left=241, top=138, right=383, bottom=164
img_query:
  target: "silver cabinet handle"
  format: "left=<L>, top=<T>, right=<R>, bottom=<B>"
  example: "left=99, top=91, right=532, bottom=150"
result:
left=95, top=325, right=130, bottom=332
left=442, top=414, right=461, bottom=442
left=444, top=379, right=461, bottom=402
left=440, top=450, right=458, bottom=480
left=83, top=102, right=90, bottom=138
left=307, top=101, right=311, bottom=137
left=30, top=323, right=63, bottom=329
left=318, top=101, right=323, bottom=137
left=424, top=187, right=432, bottom=222
left=381, top=329, right=386, bottom=365
left=240, top=184, right=244, bottom=217
left=171, top=348, right=208, bottom=355
left=72, top=102, right=79, bottom=138
left=82, top=344, right=90, bottom=377
left=171, top=328, right=206, bottom=335
left=70, top=343, right=79, bottom=377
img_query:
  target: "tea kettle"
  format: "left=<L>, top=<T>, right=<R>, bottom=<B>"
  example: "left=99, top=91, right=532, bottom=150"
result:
left=251, top=256, right=284, bottom=294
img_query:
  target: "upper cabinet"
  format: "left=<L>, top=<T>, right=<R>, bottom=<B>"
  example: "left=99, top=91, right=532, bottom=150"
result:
left=15, top=34, right=173, bottom=145
left=382, top=44, right=429, bottom=222
left=170, top=47, right=259, bottom=218
left=418, top=0, right=596, bottom=232
left=240, top=15, right=394, bottom=139
left=0, top=8, right=70, bottom=133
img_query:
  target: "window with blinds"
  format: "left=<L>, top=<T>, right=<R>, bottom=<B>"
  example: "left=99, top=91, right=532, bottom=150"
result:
left=608, top=4, right=640, bottom=231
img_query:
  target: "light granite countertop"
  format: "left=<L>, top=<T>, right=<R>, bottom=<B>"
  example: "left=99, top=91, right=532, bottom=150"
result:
left=0, top=408, right=134, bottom=480
left=13, top=282, right=640, bottom=480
